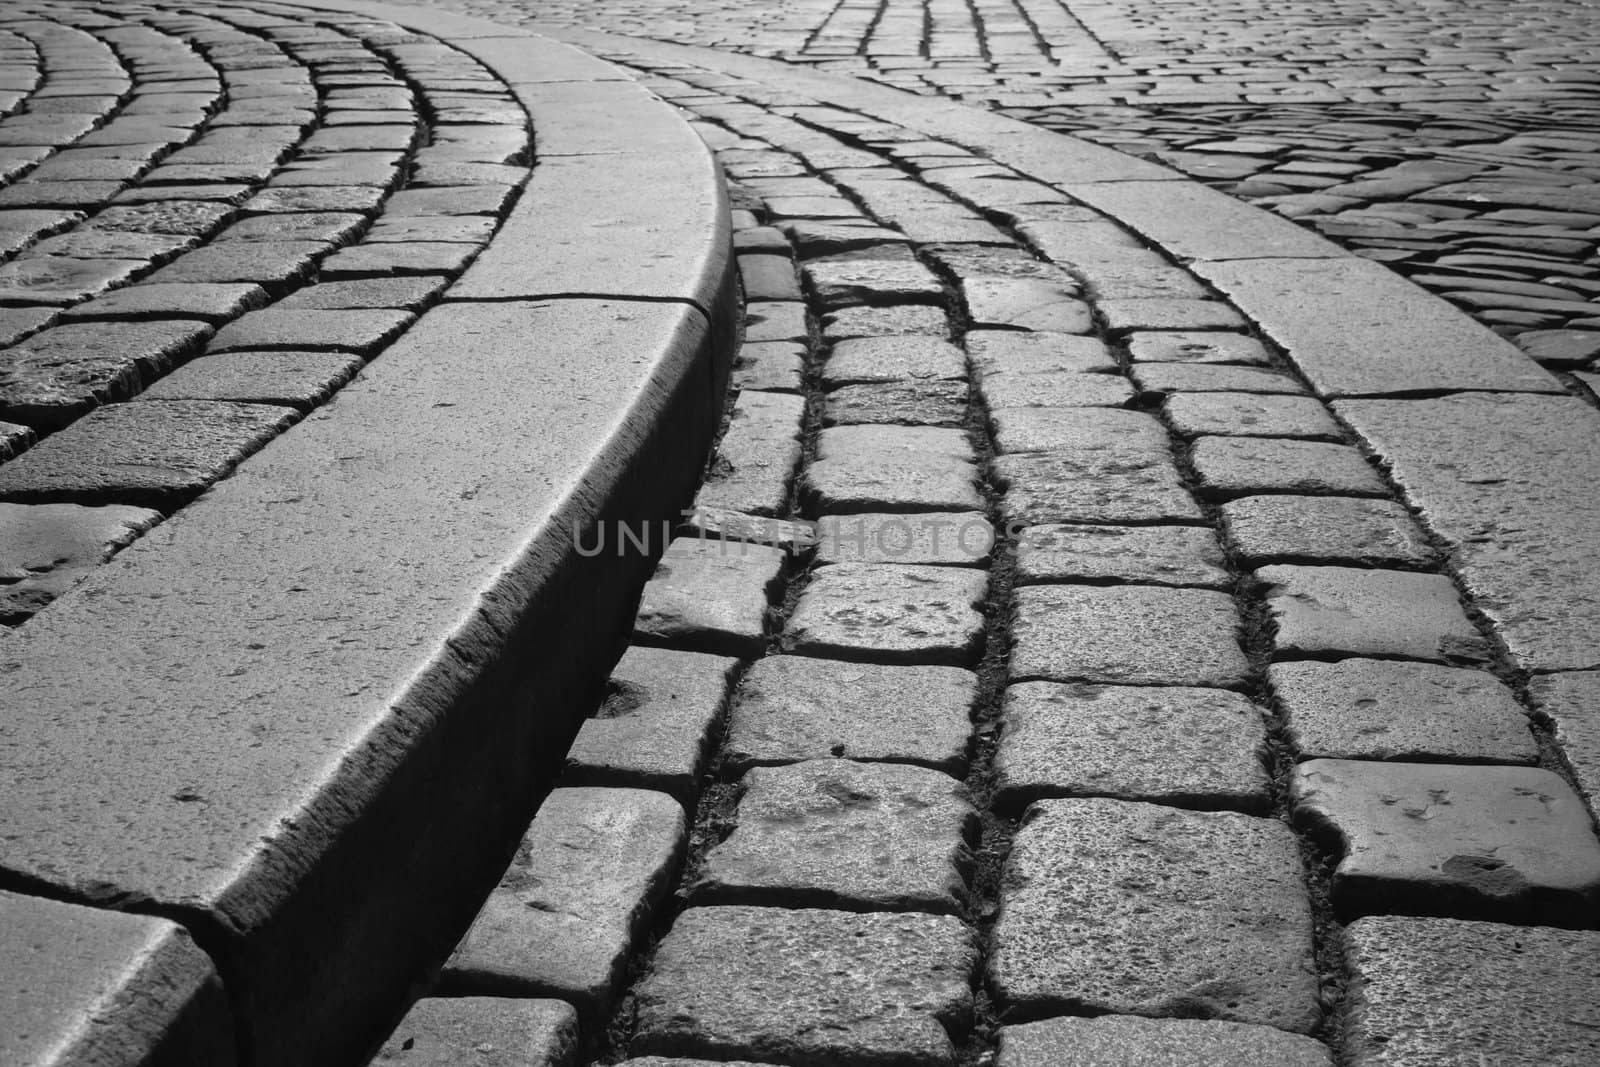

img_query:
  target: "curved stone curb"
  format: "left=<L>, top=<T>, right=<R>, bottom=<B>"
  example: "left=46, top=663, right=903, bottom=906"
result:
left=0, top=4, right=733, bottom=1065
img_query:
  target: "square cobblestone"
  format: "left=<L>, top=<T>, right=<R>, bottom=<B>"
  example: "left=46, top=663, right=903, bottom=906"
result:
left=1221, top=495, right=1433, bottom=567
left=803, top=252, right=945, bottom=311
left=1126, top=331, right=1274, bottom=365
left=1014, top=523, right=1228, bottom=588
left=990, top=406, right=1169, bottom=456
left=207, top=308, right=413, bottom=355
left=741, top=300, right=808, bottom=344
left=822, top=336, right=966, bottom=386
left=1165, top=392, right=1342, bottom=440
left=1190, top=437, right=1388, bottom=500
left=783, top=562, right=989, bottom=666
left=632, top=538, right=786, bottom=658
left=967, top=331, right=1117, bottom=379
left=1258, top=564, right=1490, bottom=663
left=694, top=390, right=804, bottom=517
left=995, top=451, right=1203, bottom=526
left=803, top=426, right=983, bottom=514
left=0, top=320, right=212, bottom=429
left=983, top=370, right=1134, bottom=410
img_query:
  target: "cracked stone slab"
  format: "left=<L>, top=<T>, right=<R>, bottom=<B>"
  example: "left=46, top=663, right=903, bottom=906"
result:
left=564, top=646, right=738, bottom=803
left=725, top=656, right=976, bottom=775
left=631, top=537, right=786, bottom=658
left=444, top=788, right=685, bottom=1023
left=1014, top=523, right=1229, bottom=588
left=1529, top=671, right=1600, bottom=807
left=692, top=759, right=975, bottom=912
left=1190, top=437, right=1387, bottom=500
left=994, top=450, right=1202, bottom=526
left=0, top=502, right=161, bottom=621
left=990, top=799, right=1318, bottom=1032
left=1257, top=565, right=1490, bottom=664
left=632, top=906, right=975, bottom=1066
left=1126, top=331, right=1273, bottom=365
left=995, top=682, right=1269, bottom=814
left=1012, top=585, right=1248, bottom=687
left=1291, top=760, right=1600, bottom=922
left=998, top=1016, right=1333, bottom=1067
left=803, top=425, right=983, bottom=513
left=1221, top=495, right=1434, bottom=567
left=373, top=998, right=577, bottom=1067
left=1165, top=392, right=1342, bottom=440
left=822, top=335, right=967, bottom=386
left=1343, top=916, right=1600, bottom=1066
left=782, top=562, right=989, bottom=666
left=694, top=389, right=804, bottom=517
left=815, top=511, right=992, bottom=566
left=1271, top=659, right=1536, bottom=764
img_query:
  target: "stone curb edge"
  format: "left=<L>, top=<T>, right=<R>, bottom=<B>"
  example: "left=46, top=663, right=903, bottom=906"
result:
left=0, top=4, right=734, bottom=1066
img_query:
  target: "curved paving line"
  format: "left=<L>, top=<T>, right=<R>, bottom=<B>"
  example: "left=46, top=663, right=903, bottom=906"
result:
left=0, top=3, right=733, bottom=1065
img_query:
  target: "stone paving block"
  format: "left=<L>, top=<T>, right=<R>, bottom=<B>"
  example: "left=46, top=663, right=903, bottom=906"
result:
left=1012, top=584, right=1248, bottom=687
left=1291, top=760, right=1600, bottom=921
left=803, top=425, right=983, bottom=513
left=1190, top=436, right=1388, bottom=500
left=815, top=511, right=992, bottom=566
left=617, top=1060, right=769, bottom=1067
left=962, top=277, right=1093, bottom=332
left=632, top=906, right=974, bottom=1065
left=1099, top=298, right=1247, bottom=332
left=821, top=304, right=949, bottom=341
left=1258, top=564, right=1490, bottom=663
left=379, top=184, right=514, bottom=217
left=994, top=450, right=1203, bottom=525
left=564, top=645, right=738, bottom=803
left=990, top=404, right=1168, bottom=455
left=1333, top=393, right=1600, bottom=672
left=995, top=682, right=1269, bottom=813
left=0, top=307, right=58, bottom=347
left=803, top=252, right=945, bottom=310
left=730, top=340, right=804, bottom=393
left=738, top=252, right=801, bottom=301
left=989, top=799, right=1318, bottom=1031
left=1165, top=392, right=1342, bottom=440
left=997, top=1016, right=1334, bottom=1067
left=693, top=390, right=804, bottom=517
left=678, top=506, right=818, bottom=553
left=725, top=656, right=976, bottom=775
left=363, top=216, right=497, bottom=244
left=31, top=230, right=195, bottom=261
left=822, top=335, right=967, bottom=386
left=632, top=537, right=786, bottom=658
left=241, top=186, right=390, bottom=216
left=0, top=255, right=150, bottom=306
left=207, top=307, right=413, bottom=355
left=1271, top=659, right=1536, bottom=764
left=1132, top=363, right=1306, bottom=394
left=138, top=350, right=365, bottom=411
left=783, top=562, right=989, bottom=666
left=60, top=282, right=269, bottom=324
left=0, top=502, right=161, bottom=621
left=741, top=299, right=808, bottom=344
left=0, top=319, right=212, bottom=429
left=983, top=369, right=1133, bottom=409
left=85, top=200, right=231, bottom=237
left=692, top=759, right=976, bottom=912
left=319, top=242, right=478, bottom=278
left=1014, top=522, right=1228, bottom=588
left=0, top=399, right=294, bottom=509
left=967, top=330, right=1117, bottom=379
left=732, top=226, right=791, bottom=254
left=211, top=212, right=369, bottom=246
left=1127, top=330, right=1274, bottom=365
left=1529, top=671, right=1600, bottom=806
left=373, top=998, right=577, bottom=1067
left=446, top=788, right=684, bottom=1022
left=825, top=380, right=967, bottom=425
left=142, top=240, right=326, bottom=291
left=781, top=218, right=908, bottom=256
left=1343, top=916, right=1600, bottom=1066
left=1220, top=495, right=1433, bottom=567
left=0, top=419, right=33, bottom=461
left=0, top=888, right=237, bottom=1067
left=273, top=276, right=449, bottom=312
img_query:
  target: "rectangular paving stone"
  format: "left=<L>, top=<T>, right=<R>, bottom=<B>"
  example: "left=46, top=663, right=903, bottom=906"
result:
left=1258, top=564, right=1489, bottom=663
left=0, top=320, right=214, bottom=430
left=738, top=252, right=801, bottom=302
left=1014, top=523, right=1228, bottom=588
left=730, top=340, right=804, bottom=393
left=1190, top=437, right=1388, bottom=500
left=1099, top=299, right=1246, bottom=332
left=989, top=798, right=1318, bottom=1032
left=141, top=240, right=326, bottom=291
left=991, top=405, right=1168, bottom=456
left=631, top=537, right=786, bottom=658
left=803, top=425, right=983, bottom=514
left=1220, top=495, right=1433, bottom=567
left=998, top=1016, right=1333, bottom=1067
left=0, top=419, right=34, bottom=462
left=1012, top=585, right=1249, bottom=688
left=444, top=787, right=684, bottom=1024
left=1343, top=916, right=1600, bottom=1067
left=1131, top=363, right=1306, bottom=394
left=963, top=277, right=1093, bottom=332
left=967, top=330, right=1117, bottom=379
left=692, top=759, right=975, bottom=913
left=1271, top=659, right=1536, bottom=764
left=995, top=682, right=1269, bottom=814
left=1165, top=392, right=1342, bottom=440
left=318, top=242, right=478, bottom=278
left=725, top=656, right=977, bottom=775
left=272, top=275, right=449, bottom=311
left=815, top=511, right=992, bottom=566
left=60, top=282, right=269, bottom=324
left=693, top=389, right=804, bottom=517
left=0, top=255, right=148, bottom=305
left=632, top=906, right=974, bottom=1066
left=822, top=335, right=967, bottom=386
left=136, top=350, right=364, bottom=412
left=995, top=449, right=1202, bottom=526
left=0, top=307, right=58, bottom=347
left=742, top=300, right=809, bottom=344
left=207, top=307, right=414, bottom=355
left=373, top=998, right=577, bottom=1067
left=983, top=369, right=1133, bottom=410
left=1292, top=760, right=1600, bottom=922
left=803, top=252, right=945, bottom=311
left=0, top=502, right=161, bottom=622
left=1127, top=330, right=1274, bottom=365
left=783, top=562, right=989, bottom=666
left=563, top=645, right=738, bottom=803
left=212, top=211, right=368, bottom=245
left=1529, top=671, right=1600, bottom=807
left=379, top=184, right=515, bottom=217
left=243, top=186, right=389, bottom=215
left=825, top=380, right=968, bottom=426
left=821, top=303, right=948, bottom=341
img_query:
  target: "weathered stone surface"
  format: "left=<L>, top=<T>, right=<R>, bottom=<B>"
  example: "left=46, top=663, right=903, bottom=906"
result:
left=1126, top=331, right=1273, bottom=365
left=378, top=184, right=513, bottom=216
left=1014, top=523, right=1228, bottom=588
left=741, top=300, right=808, bottom=344
left=1012, top=585, right=1248, bottom=687
left=1291, top=760, right=1600, bottom=921
left=0, top=400, right=295, bottom=508
left=319, top=242, right=477, bottom=278
left=996, top=683, right=1269, bottom=813
left=373, top=998, right=577, bottom=1067
left=731, top=340, right=804, bottom=393
left=995, top=450, right=1203, bottom=525
left=991, top=405, right=1167, bottom=456
left=1258, top=565, right=1489, bottom=663
left=0, top=502, right=161, bottom=620
left=632, top=906, right=974, bottom=1065
left=445, top=788, right=685, bottom=1021
left=207, top=308, right=414, bottom=355
left=678, top=506, right=817, bottom=552
left=1099, top=299, right=1246, bottom=332
left=781, top=219, right=908, bottom=256
left=137, top=350, right=365, bottom=411
left=815, top=511, right=992, bottom=566
left=0, top=320, right=212, bottom=429
left=738, top=253, right=801, bottom=302
left=142, top=240, right=326, bottom=290
left=1190, top=437, right=1387, bottom=500
left=693, top=759, right=975, bottom=912
left=1272, top=659, right=1535, bottom=764
left=1334, top=393, right=1600, bottom=672
left=1221, top=495, right=1433, bottom=566
left=632, top=537, right=786, bottom=657
left=564, top=646, right=738, bottom=802
left=963, top=277, right=1092, bottom=331
left=0, top=307, right=57, bottom=347
left=1165, top=392, right=1342, bottom=440
left=998, top=1016, right=1333, bottom=1067
left=0, top=889, right=237, bottom=1067
left=967, top=330, right=1117, bottom=379
left=1343, top=916, right=1600, bottom=1067
left=0, top=255, right=146, bottom=304
left=983, top=369, right=1133, bottom=409
left=725, top=656, right=976, bottom=775
left=0, top=419, right=33, bottom=461
left=1132, top=364, right=1306, bottom=394
left=61, top=282, right=269, bottom=324
left=783, top=562, right=989, bottom=666
left=694, top=390, right=804, bottom=516
left=990, top=799, right=1318, bottom=1031
left=821, top=303, right=949, bottom=341
left=803, top=253, right=945, bottom=310
left=273, top=276, right=449, bottom=311
left=1529, top=671, right=1600, bottom=806
left=86, top=200, right=232, bottom=236
left=215, top=212, right=369, bottom=246
left=823, top=335, right=966, bottom=385
left=1515, top=328, right=1600, bottom=368
left=803, top=425, right=983, bottom=513
left=826, top=380, right=968, bottom=425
